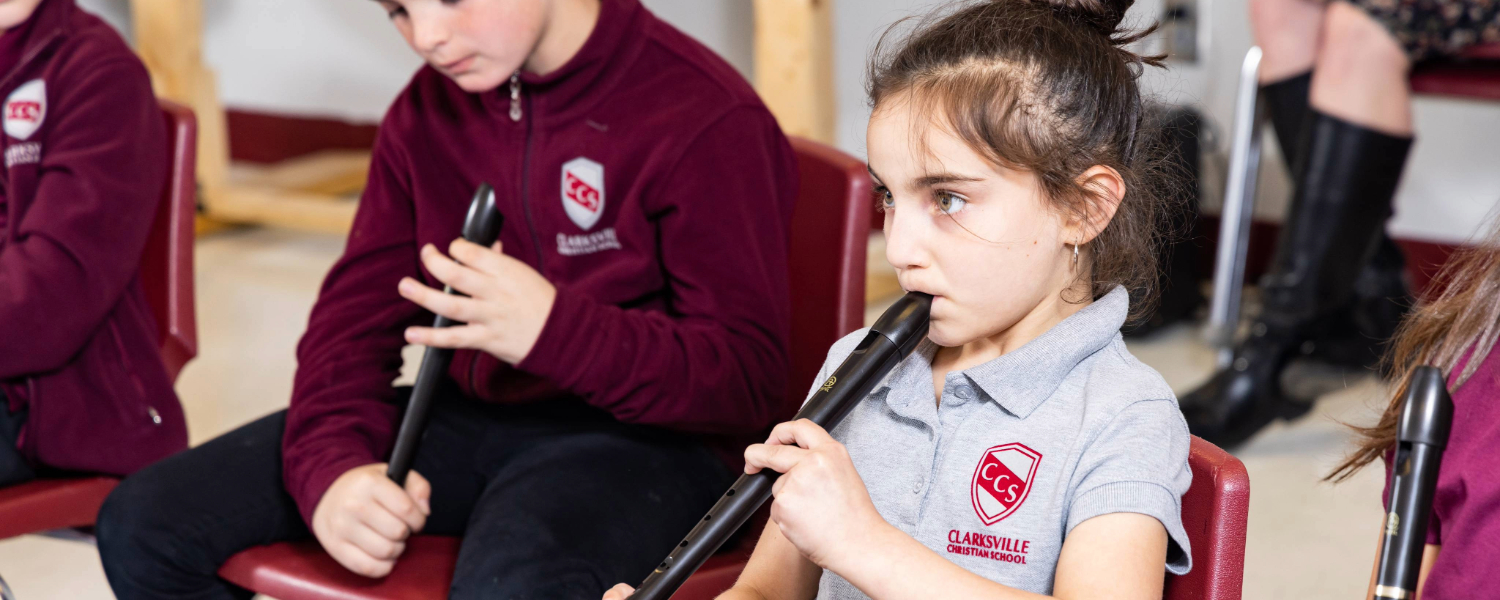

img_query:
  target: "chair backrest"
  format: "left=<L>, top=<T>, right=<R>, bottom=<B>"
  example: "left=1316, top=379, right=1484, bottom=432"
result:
left=139, top=99, right=199, bottom=382
left=786, top=137, right=871, bottom=400
left=1164, top=436, right=1250, bottom=600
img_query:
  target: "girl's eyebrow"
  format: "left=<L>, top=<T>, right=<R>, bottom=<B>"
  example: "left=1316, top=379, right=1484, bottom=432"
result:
left=868, top=166, right=981, bottom=189
left=914, top=172, right=983, bottom=187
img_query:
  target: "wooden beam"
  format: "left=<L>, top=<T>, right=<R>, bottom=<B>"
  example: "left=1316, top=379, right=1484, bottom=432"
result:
left=208, top=188, right=359, bottom=236
left=131, top=0, right=232, bottom=216
left=753, top=0, right=836, bottom=144
left=132, top=0, right=370, bottom=236
left=230, top=150, right=372, bottom=198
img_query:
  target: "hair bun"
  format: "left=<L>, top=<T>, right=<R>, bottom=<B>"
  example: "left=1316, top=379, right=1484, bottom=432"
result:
left=1032, top=0, right=1134, bottom=39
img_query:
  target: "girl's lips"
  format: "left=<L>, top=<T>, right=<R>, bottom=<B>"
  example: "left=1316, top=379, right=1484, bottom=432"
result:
left=441, top=55, right=476, bottom=73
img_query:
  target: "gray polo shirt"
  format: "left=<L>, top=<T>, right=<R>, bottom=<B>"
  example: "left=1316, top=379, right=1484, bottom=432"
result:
left=809, top=287, right=1192, bottom=599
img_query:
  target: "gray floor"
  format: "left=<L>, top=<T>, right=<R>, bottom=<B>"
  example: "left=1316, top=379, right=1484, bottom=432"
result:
left=0, top=228, right=1388, bottom=599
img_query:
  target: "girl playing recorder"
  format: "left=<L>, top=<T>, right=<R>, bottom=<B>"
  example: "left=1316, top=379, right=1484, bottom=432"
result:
left=607, top=0, right=1193, bottom=597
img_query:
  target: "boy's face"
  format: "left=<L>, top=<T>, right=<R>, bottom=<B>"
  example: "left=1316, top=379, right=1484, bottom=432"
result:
left=376, top=0, right=547, bottom=93
left=867, top=98, right=1076, bottom=349
left=0, top=0, right=43, bottom=31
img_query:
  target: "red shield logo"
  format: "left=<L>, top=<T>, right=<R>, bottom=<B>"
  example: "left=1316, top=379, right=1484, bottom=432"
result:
left=970, top=443, right=1042, bottom=525
left=560, top=157, right=605, bottom=230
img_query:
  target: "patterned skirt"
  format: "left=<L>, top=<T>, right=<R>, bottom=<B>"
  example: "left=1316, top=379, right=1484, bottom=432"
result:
left=1353, top=0, right=1500, bottom=60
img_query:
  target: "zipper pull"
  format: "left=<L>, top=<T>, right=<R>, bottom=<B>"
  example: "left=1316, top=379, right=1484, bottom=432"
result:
left=509, top=72, right=523, bottom=122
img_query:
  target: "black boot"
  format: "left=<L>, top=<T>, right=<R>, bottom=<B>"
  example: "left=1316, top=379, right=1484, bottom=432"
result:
left=1263, top=72, right=1311, bottom=165
left=1262, top=72, right=1413, bottom=371
left=1181, top=110, right=1413, bottom=448
left=1301, top=236, right=1412, bottom=371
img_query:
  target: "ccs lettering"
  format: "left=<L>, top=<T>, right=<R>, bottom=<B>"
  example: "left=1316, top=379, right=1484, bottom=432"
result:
left=6, top=100, right=40, bottom=123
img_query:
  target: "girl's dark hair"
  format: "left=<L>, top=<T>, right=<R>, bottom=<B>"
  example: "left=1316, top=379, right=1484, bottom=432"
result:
left=1328, top=215, right=1500, bottom=482
left=867, top=0, right=1174, bottom=316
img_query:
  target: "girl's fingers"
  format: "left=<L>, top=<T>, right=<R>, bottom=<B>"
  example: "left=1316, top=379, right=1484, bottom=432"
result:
left=346, top=523, right=406, bottom=562
left=329, top=540, right=395, bottom=579
left=602, top=583, right=636, bottom=600
left=420, top=244, right=488, bottom=297
left=743, top=441, right=809, bottom=474
left=353, top=500, right=411, bottom=541
left=405, top=470, right=432, bottom=516
left=449, top=238, right=507, bottom=276
left=398, top=278, right=482, bottom=323
left=405, top=324, right=485, bottom=349
left=370, top=475, right=428, bottom=533
left=767, top=419, right=836, bottom=449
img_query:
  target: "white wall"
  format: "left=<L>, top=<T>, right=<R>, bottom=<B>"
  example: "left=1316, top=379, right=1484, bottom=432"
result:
left=79, top=0, right=1500, bottom=244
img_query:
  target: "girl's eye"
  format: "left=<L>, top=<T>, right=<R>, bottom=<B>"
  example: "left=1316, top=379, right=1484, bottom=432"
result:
left=876, top=187, right=895, bottom=211
left=386, top=6, right=407, bottom=19
left=935, top=191, right=967, bottom=214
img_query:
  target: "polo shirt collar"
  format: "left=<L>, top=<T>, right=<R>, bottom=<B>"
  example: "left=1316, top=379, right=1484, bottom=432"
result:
left=878, top=286, right=1129, bottom=419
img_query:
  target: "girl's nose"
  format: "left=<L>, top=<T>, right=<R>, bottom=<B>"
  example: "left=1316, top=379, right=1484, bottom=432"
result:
left=883, top=202, right=930, bottom=272
left=410, top=12, right=451, bottom=55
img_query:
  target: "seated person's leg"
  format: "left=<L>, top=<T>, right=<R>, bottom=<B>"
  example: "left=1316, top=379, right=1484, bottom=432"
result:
left=1311, top=1, right=1414, bottom=135
left=448, top=423, right=734, bottom=599
left=0, top=392, right=34, bottom=488
left=1250, top=0, right=1324, bottom=84
left=96, top=411, right=307, bottom=600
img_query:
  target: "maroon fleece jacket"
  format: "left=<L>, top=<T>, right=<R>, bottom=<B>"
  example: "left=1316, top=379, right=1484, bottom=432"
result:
left=0, top=0, right=184, bottom=474
left=282, top=0, right=798, bottom=524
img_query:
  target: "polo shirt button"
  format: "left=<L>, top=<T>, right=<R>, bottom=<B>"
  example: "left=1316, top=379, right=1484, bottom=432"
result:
left=955, top=386, right=973, bottom=400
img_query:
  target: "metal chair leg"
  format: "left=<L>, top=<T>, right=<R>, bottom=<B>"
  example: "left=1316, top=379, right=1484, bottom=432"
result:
left=0, top=572, right=15, bottom=600
left=1206, top=46, right=1267, bottom=367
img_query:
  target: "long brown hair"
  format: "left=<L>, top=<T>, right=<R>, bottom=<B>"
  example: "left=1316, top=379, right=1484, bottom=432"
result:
left=866, top=0, right=1178, bottom=319
left=1329, top=214, right=1500, bottom=481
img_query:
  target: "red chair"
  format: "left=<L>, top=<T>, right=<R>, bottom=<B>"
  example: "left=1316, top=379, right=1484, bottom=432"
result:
left=219, top=137, right=873, bottom=599
left=1164, top=437, right=1251, bottom=600
left=221, top=440, right=1248, bottom=600
left=0, top=99, right=199, bottom=541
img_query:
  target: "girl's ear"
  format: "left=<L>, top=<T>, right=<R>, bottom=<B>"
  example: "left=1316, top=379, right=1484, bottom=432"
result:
left=1067, top=165, right=1125, bottom=245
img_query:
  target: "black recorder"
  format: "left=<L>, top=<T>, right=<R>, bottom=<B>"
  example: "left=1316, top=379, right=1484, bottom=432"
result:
left=628, top=292, right=933, bottom=600
left=1373, top=366, right=1454, bottom=600
left=387, top=183, right=503, bottom=486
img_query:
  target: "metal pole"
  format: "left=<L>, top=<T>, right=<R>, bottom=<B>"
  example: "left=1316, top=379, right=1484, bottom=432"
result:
left=1206, top=46, right=1265, bottom=367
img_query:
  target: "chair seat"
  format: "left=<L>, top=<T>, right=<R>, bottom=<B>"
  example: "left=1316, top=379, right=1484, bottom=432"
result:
left=0, top=477, right=118, bottom=539
left=219, top=535, right=756, bottom=600
left=1410, top=43, right=1500, bottom=100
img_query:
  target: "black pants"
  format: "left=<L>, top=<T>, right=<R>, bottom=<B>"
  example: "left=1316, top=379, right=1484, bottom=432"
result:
left=96, top=391, right=733, bottom=600
left=0, top=390, right=35, bottom=488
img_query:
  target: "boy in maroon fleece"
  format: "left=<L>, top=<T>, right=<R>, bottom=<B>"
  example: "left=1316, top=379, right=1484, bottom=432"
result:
left=0, top=0, right=184, bottom=485
left=97, top=0, right=796, bottom=597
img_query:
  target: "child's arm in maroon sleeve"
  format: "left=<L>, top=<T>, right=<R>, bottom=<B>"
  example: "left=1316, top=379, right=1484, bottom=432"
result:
left=517, top=105, right=796, bottom=434
left=0, top=58, right=166, bottom=378
left=281, top=127, right=427, bottom=525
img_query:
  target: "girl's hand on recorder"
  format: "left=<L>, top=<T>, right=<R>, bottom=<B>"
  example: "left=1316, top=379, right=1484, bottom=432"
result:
left=311, top=463, right=431, bottom=578
left=399, top=239, right=556, bottom=365
left=601, top=583, right=635, bottom=600
left=743, top=419, right=893, bottom=572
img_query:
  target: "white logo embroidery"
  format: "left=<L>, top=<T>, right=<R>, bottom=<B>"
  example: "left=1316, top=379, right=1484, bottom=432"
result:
left=561, top=157, right=605, bottom=231
left=556, top=228, right=622, bottom=256
left=4, top=79, right=46, bottom=141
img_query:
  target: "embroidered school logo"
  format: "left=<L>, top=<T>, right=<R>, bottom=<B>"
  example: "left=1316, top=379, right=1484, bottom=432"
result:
left=561, top=157, right=605, bottom=230
left=970, top=443, right=1042, bottom=526
left=3, top=79, right=45, bottom=141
